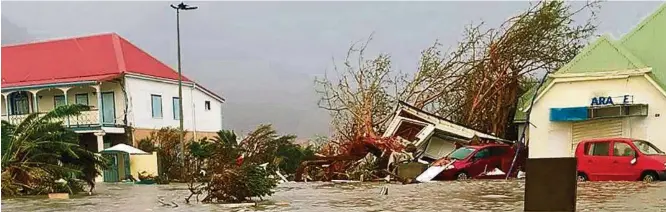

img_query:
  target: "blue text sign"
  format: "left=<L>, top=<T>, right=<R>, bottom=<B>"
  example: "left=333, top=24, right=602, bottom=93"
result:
left=590, top=95, right=633, bottom=106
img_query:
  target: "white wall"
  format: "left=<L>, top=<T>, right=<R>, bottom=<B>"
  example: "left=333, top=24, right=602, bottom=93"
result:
left=190, top=85, right=224, bottom=132
left=528, top=75, right=666, bottom=158
left=124, top=76, right=223, bottom=132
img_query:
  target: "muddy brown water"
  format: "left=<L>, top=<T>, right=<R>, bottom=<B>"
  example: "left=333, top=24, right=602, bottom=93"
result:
left=2, top=180, right=665, bottom=211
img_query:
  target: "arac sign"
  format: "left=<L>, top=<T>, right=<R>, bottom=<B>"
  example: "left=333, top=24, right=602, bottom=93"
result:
left=590, top=95, right=633, bottom=106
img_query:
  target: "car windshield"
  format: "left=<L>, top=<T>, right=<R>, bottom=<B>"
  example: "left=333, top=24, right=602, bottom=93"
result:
left=633, top=140, right=665, bottom=155
left=448, top=147, right=475, bottom=160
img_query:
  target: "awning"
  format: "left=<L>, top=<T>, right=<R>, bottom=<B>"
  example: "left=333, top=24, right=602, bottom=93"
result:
left=550, top=104, right=649, bottom=122
left=101, top=144, right=150, bottom=155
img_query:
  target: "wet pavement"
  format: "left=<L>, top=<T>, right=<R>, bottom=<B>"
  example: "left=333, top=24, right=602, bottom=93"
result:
left=1, top=180, right=665, bottom=211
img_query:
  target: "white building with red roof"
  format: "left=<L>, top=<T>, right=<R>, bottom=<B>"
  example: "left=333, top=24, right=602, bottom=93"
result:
left=1, top=33, right=225, bottom=152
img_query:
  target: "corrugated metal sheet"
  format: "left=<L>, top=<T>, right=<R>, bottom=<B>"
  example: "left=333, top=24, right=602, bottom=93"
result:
left=571, top=118, right=623, bottom=152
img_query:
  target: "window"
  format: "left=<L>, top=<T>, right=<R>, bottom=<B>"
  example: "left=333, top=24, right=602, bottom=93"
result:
left=585, top=142, right=610, bottom=156
left=205, top=101, right=211, bottom=111
left=474, top=148, right=490, bottom=159
left=172, top=97, right=180, bottom=120
left=75, top=93, right=89, bottom=106
left=448, top=147, right=474, bottom=160
left=613, top=142, right=635, bottom=157
left=151, top=94, right=163, bottom=118
left=489, top=147, right=507, bottom=157
left=633, top=140, right=665, bottom=155
left=54, top=95, right=66, bottom=108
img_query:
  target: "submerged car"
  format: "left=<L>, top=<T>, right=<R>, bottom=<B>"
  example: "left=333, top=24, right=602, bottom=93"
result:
left=430, top=144, right=523, bottom=180
left=575, top=138, right=666, bottom=182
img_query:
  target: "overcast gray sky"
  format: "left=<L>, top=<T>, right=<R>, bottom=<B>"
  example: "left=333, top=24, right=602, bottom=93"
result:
left=2, top=1, right=663, bottom=138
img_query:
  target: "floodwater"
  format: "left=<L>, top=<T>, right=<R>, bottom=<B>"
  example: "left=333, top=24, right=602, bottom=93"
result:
left=2, top=180, right=665, bottom=212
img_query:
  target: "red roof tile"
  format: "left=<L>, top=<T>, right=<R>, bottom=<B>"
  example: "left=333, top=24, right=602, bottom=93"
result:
left=1, top=33, right=191, bottom=88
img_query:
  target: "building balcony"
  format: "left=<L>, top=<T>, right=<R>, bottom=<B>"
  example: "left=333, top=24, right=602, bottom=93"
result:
left=1, top=80, right=126, bottom=132
left=0, top=109, right=123, bottom=129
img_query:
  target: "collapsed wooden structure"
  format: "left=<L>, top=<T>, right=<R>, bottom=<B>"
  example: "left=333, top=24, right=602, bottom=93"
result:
left=294, top=101, right=514, bottom=182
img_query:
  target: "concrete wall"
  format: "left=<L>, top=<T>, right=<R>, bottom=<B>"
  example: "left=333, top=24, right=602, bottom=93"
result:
left=124, top=76, right=223, bottom=133
left=129, top=152, right=159, bottom=177
left=35, top=88, right=65, bottom=112
left=528, top=75, right=666, bottom=158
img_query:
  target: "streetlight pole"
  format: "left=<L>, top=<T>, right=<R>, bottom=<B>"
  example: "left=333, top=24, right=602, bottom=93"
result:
left=171, top=2, right=197, bottom=165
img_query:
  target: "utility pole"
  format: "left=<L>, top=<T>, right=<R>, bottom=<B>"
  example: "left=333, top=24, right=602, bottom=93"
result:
left=171, top=2, right=198, bottom=164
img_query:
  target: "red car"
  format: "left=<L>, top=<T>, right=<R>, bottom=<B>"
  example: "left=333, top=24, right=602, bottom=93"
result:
left=431, top=144, right=524, bottom=180
left=575, top=138, right=666, bottom=182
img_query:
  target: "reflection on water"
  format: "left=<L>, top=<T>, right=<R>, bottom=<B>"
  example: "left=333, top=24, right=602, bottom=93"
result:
left=2, top=180, right=664, bottom=212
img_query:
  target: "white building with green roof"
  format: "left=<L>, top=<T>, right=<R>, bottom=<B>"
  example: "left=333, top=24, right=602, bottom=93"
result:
left=516, top=3, right=666, bottom=158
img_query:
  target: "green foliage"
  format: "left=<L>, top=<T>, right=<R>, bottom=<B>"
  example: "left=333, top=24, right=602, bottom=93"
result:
left=275, top=144, right=316, bottom=175
left=1, top=104, right=107, bottom=196
left=184, top=125, right=310, bottom=203
left=137, top=138, right=156, bottom=153
left=188, top=138, right=214, bottom=159
left=241, top=165, right=277, bottom=200
left=214, top=130, right=238, bottom=146
left=144, top=127, right=185, bottom=181
left=207, top=165, right=277, bottom=203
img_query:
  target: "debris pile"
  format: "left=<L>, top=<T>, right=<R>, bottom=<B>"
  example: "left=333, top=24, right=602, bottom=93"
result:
left=296, top=101, right=521, bottom=183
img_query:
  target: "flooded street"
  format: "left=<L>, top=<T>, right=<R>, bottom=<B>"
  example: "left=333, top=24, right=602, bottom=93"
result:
left=2, top=180, right=665, bottom=212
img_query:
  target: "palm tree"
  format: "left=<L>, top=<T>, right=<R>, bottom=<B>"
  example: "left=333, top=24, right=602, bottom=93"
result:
left=1, top=104, right=107, bottom=196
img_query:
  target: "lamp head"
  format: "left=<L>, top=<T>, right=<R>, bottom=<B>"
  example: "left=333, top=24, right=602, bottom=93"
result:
left=171, top=2, right=198, bottom=10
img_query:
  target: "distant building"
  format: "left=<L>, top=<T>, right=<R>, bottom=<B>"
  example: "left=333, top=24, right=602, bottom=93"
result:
left=515, top=3, right=666, bottom=158
left=1, top=33, right=225, bottom=153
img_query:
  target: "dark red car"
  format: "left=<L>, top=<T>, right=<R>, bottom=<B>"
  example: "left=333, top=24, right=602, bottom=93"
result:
left=431, top=144, right=524, bottom=180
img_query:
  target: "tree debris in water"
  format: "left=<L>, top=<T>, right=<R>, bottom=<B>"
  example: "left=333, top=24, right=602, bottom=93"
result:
left=309, top=1, right=600, bottom=182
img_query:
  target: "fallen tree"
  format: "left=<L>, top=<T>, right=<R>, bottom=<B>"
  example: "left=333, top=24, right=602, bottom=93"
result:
left=183, top=125, right=315, bottom=203
left=312, top=1, right=601, bottom=180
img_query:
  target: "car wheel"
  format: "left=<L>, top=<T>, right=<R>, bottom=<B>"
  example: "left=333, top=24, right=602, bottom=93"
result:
left=577, top=173, right=588, bottom=182
left=642, top=172, right=657, bottom=183
left=456, top=172, right=469, bottom=180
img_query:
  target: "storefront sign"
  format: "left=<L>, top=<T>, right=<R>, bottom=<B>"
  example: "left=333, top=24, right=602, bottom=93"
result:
left=590, top=95, right=633, bottom=106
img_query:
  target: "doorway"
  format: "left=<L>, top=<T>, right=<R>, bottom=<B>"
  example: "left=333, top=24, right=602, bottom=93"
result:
left=101, top=92, right=116, bottom=125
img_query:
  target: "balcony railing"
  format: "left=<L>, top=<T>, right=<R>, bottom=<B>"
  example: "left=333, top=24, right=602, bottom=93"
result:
left=1, top=110, right=105, bottom=128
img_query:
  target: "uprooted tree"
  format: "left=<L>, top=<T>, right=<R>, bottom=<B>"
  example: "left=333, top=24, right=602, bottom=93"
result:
left=183, top=124, right=315, bottom=203
left=316, top=1, right=600, bottom=146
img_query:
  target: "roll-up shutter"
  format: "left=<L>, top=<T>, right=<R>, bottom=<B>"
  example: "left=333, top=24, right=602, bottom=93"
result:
left=571, top=118, right=623, bottom=153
